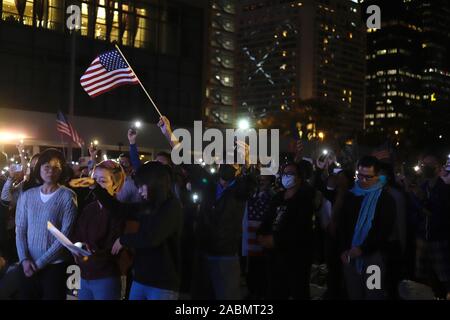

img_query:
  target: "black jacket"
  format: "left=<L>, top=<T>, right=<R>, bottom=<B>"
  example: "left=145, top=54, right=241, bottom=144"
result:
left=337, top=189, right=396, bottom=256
left=414, top=178, right=450, bottom=241
left=94, top=187, right=182, bottom=291
left=188, top=166, right=255, bottom=256
left=258, top=184, right=315, bottom=256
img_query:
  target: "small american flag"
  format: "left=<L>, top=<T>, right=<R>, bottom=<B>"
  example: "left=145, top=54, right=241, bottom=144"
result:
left=242, top=191, right=273, bottom=257
left=56, top=111, right=84, bottom=147
left=372, top=143, right=391, bottom=160
left=80, top=49, right=138, bottom=97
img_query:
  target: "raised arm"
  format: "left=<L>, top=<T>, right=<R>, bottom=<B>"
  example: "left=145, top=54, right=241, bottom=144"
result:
left=128, top=129, right=141, bottom=171
left=93, top=185, right=141, bottom=221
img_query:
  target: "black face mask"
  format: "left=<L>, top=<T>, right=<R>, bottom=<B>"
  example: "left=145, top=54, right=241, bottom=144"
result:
left=219, top=165, right=236, bottom=182
left=422, top=165, right=436, bottom=179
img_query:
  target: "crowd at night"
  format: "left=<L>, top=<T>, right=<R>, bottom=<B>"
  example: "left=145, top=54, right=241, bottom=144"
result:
left=0, top=0, right=449, bottom=306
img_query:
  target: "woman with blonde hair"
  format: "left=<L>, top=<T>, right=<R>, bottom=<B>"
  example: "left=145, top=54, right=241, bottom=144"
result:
left=71, top=160, right=126, bottom=300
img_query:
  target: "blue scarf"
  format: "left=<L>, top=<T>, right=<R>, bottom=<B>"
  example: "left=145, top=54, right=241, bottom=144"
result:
left=350, top=179, right=385, bottom=273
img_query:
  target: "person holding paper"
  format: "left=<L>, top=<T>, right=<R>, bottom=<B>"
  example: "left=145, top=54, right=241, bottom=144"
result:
left=15, top=149, right=77, bottom=300
left=71, top=160, right=125, bottom=300
left=93, top=161, right=182, bottom=300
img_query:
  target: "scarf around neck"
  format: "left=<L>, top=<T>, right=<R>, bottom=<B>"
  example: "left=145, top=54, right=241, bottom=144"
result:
left=350, top=179, right=385, bottom=273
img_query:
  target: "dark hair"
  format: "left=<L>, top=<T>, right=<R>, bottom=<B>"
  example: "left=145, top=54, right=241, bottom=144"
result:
left=23, top=153, right=41, bottom=191
left=379, top=162, right=396, bottom=187
left=298, top=159, right=313, bottom=181
left=33, top=149, right=68, bottom=184
left=155, top=151, right=173, bottom=166
left=282, top=161, right=306, bottom=181
left=134, top=161, right=173, bottom=206
left=357, top=156, right=381, bottom=174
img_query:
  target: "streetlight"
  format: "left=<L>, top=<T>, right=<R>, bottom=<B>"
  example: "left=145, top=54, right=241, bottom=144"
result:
left=237, top=118, right=250, bottom=130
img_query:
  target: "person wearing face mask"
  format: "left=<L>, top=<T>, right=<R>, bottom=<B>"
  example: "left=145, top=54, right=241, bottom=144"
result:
left=412, top=153, right=450, bottom=300
left=257, top=162, right=315, bottom=299
left=71, top=160, right=126, bottom=300
left=336, top=156, right=395, bottom=300
left=156, top=116, right=256, bottom=300
left=92, top=161, right=182, bottom=300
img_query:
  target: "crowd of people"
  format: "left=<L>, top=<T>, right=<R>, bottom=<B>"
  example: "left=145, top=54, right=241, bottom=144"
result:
left=0, top=115, right=450, bottom=300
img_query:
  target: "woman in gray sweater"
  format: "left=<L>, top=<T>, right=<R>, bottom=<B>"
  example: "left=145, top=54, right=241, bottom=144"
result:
left=15, top=149, right=77, bottom=300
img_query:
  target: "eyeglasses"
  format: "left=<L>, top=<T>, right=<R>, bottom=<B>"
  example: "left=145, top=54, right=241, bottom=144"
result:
left=357, top=173, right=376, bottom=181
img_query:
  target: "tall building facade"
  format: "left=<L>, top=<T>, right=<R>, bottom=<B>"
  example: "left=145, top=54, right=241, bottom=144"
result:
left=364, top=0, right=450, bottom=138
left=364, top=0, right=422, bottom=134
left=235, top=0, right=366, bottom=137
left=0, top=0, right=204, bottom=126
left=203, top=0, right=236, bottom=126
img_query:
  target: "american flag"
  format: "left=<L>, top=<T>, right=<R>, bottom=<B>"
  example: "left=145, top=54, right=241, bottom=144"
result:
left=242, top=191, right=273, bottom=257
left=80, top=49, right=138, bottom=97
left=372, top=143, right=391, bottom=160
left=56, top=111, right=84, bottom=147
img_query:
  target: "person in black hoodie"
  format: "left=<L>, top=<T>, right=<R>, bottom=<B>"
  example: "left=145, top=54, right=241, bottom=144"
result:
left=93, top=161, right=182, bottom=300
left=258, top=161, right=315, bottom=299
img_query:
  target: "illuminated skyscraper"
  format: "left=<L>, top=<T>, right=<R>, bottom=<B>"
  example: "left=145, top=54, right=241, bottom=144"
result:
left=235, top=0, right=366, bottom=137
left=203, top=0, right=237, bottom=126
left=364, top=0, right=450, bottom=139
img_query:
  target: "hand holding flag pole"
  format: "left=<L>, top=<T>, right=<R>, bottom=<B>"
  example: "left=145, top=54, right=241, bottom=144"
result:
left=114, top=44, right=163, bottom=118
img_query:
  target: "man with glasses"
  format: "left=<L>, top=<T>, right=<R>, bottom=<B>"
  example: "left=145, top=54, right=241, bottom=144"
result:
left=336, top=156, right=395, bottom=299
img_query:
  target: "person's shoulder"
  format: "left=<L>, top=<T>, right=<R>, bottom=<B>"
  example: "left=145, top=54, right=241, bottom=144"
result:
left=380, top=187, right=396, bottom=204
left=20, top=185, right=40, bottom=198
left=58, top=185, right=77, bottom=199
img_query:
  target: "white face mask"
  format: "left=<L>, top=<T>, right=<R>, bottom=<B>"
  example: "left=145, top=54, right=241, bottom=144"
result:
left=281, top=174, right=296, bottom=189
left=186, top=182, right=192, bottom=191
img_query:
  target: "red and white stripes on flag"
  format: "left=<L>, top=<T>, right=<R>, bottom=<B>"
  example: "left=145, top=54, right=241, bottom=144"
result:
left=80, top=49, right=138, bottom=97
left=246, top=220, right=264, bottom=256
left=56, top=111, right=84, bottom=147
left=372, top=149, right=390, bottom=160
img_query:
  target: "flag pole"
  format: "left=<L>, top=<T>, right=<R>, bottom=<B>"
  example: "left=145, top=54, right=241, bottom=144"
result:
left=114, top=44, right=163, bottom=118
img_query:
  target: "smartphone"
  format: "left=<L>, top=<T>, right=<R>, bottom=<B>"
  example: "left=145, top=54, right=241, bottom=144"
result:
left=129, top=127, right=137, bottom=135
